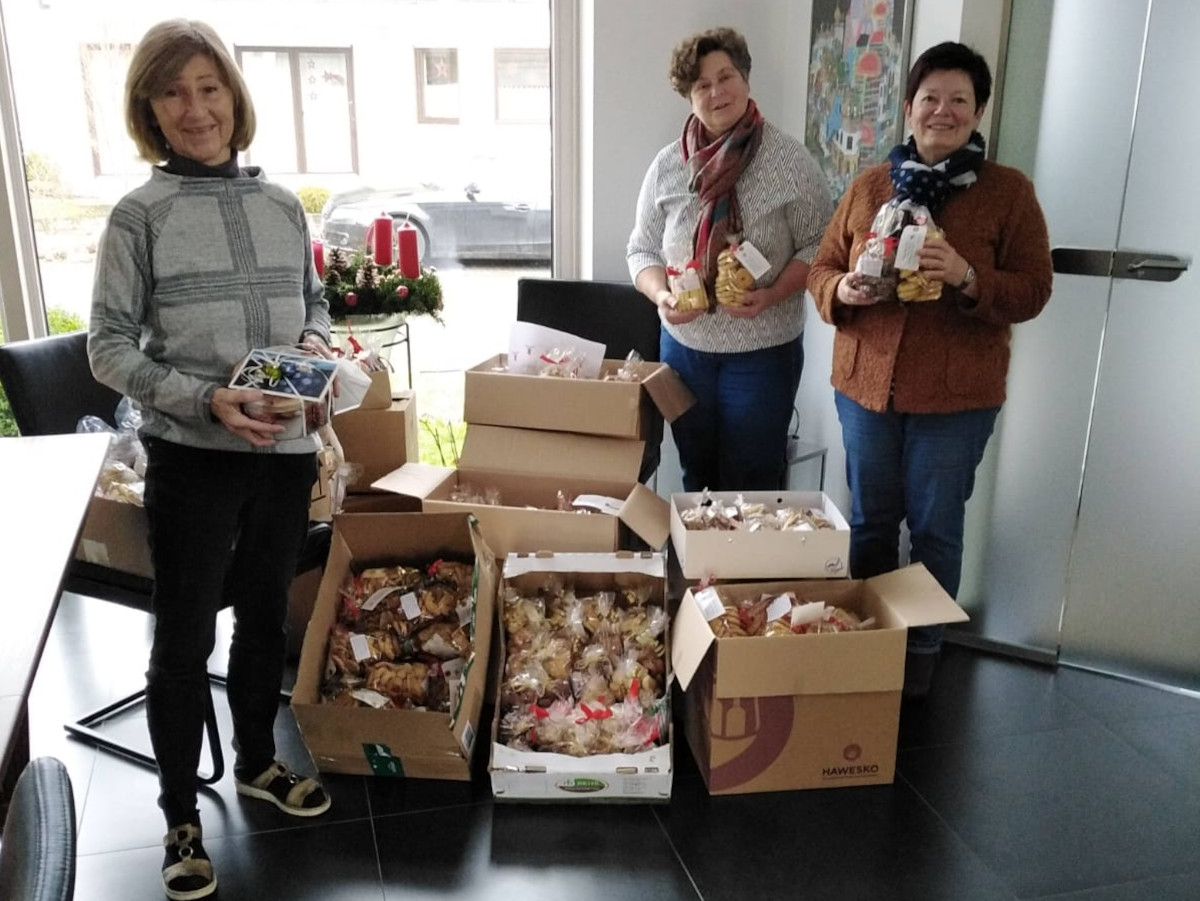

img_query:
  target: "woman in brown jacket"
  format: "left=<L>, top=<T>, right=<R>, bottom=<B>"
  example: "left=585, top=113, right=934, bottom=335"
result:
left=808, top=42, right=1052, bottom=697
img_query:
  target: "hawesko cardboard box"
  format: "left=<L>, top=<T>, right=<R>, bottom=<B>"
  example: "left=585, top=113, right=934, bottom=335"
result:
left=670, top=490, right=851, bottom=580
left=671, top=564, right=967, bottom=794
left=371, top=425, right=670, bottom=556
left=291, top=512, right=498, bottom=780
left=489, top=551, right=673, bottom=801
left=75, top=495, right=154, bottom=579
left=463, top=354, right=695, bottom=439
left=332, top=392, right=418, bottom=493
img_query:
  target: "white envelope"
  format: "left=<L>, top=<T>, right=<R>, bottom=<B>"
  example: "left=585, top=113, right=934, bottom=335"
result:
left=506, top=321, right=606, bottom=379
left=331, top=359, right=375, bottom=413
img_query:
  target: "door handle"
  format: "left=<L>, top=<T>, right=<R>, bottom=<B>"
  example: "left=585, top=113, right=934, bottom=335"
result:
left=1052, top=247, right=1112, bottom=277
left=1114, top=251, right=1190, bottom=282
left=1052, top=248, right=1190, bottom=282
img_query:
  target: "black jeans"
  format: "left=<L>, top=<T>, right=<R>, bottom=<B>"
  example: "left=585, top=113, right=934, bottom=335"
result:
left=142, top=438, right=316, bottom=828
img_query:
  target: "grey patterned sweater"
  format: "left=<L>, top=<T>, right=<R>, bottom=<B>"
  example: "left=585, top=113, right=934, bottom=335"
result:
left=89, top=166, right=330, bottom=453
left=627, top=120, right=834, bottom=353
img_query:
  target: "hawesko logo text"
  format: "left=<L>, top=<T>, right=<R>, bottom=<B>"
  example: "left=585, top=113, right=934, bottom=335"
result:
left=822, top=743, right=879, bottom=779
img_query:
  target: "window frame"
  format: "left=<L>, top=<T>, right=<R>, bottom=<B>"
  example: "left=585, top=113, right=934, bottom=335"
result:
left=414, top=47, right=461, bottom=124
left=234, top=44, right=360, bottom=175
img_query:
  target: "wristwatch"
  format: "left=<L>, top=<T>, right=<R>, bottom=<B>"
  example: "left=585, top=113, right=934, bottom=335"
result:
left=959, top=264, right=976, bottom=289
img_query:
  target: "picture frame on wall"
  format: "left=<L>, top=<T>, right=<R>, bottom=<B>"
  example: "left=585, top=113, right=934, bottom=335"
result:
left=804, top=0, right=914, bottom=202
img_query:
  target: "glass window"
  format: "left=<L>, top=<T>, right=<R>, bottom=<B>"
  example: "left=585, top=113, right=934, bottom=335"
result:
left=81, top=43, right=142, bottom=176
left=415, top=48, right=460, bottom=124
left=494, top=48, right=549, bottom=123
left=236, top=47, right=358, bottom=174
left=0, top=0, right=553, bottom=444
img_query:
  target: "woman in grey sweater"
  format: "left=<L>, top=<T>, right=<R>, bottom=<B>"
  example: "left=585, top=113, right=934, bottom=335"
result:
left=627, top=27, right=833, bottom=491
left=88, top=19, right=331, bottom=900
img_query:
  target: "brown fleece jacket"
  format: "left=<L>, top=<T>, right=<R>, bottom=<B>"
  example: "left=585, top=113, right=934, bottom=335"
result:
left=808, top=160, right=1053, bottom=413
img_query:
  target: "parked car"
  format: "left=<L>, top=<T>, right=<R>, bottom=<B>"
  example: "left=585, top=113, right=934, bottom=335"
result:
left=320, top=179, right=551, bottom=264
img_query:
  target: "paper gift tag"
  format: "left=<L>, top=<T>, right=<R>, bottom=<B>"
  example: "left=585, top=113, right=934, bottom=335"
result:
left=734, top=240, right=772, bottom=279
left=765, top=593, right=793, bottom=625
left=693, top=586, right=725, bottom=622
left=894, top=225, right=929, bottom=271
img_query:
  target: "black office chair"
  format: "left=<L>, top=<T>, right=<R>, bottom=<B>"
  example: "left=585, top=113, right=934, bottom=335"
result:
left=0, top=331, right=331, bottom=784
left=515, top=277, right=663, bottom=482
left=0, top=757, right=76, bottom=901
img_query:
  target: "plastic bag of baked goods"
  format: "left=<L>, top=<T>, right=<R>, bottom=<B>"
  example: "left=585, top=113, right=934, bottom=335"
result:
left=854, top=198, right=945, bottom=303
left=664, top=242, right=711, bottom=312
left=714, top=235, right=756, bottom=307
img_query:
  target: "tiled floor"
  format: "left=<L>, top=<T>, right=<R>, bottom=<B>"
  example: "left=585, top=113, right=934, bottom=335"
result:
left=23, top=590, right=1200, bottom=900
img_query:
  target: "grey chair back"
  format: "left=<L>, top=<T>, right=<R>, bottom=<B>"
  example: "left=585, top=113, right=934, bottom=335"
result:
left=0, top=757, right=76, bottom=901
left=0, top=332, right=122, bottom=436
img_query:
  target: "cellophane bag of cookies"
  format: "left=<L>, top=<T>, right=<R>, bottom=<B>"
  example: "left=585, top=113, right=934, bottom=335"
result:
left=854, top=197, right=945, bottom=303
left=715, top=235, right=755, bottom=307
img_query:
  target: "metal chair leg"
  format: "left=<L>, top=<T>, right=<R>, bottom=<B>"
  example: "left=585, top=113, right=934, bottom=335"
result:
left=64, top=679, right=226, bottom=786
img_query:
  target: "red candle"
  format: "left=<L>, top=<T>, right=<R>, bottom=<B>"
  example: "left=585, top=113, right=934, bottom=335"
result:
left=371, top=214, right=394, bottom=266
left=312, top=239, right=324, bottom=279
left=397, top=222, right=420, bottom=278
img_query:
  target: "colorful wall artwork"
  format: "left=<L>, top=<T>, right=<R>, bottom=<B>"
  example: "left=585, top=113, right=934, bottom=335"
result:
left=805, top=0, right=912, bottom=202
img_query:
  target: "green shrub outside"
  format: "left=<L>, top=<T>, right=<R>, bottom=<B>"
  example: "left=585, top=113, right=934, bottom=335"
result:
left=296, top=186, right=330, bottom=215
left=0, top=308, right=86, bottom=436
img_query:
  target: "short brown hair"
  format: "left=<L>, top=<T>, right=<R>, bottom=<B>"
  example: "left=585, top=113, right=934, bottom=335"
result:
left=668, top=27, right=752, bottom=98
left=124, top=19, right=256, bottom=164
left=905, top=42, right=992, bottom=111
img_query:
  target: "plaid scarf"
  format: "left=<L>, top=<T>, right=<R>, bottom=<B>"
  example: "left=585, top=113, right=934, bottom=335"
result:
left=887, top=130, right=986, bottom=213
left=681, top=99, right=764, bottom=284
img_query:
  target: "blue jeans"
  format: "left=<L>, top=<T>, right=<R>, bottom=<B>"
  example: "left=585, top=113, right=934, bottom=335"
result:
left=834, top=392, right=999, bottom=654
left=142, top=438, right=316, bottom=827
left=662, top=330, right=803, bottom=491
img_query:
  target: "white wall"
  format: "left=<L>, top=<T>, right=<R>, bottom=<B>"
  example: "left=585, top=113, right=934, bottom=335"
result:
left=583, top=0, right=1008, bottom=507
left=583, top=0, right=790, bottom=281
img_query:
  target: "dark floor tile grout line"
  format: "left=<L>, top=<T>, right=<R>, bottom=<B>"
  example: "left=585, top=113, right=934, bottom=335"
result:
left=73, top=813, right=383, bottom=858
left=1087, top=712, right=1200, bottom=792
left=892, top=770, right=1021, bottom=901
left=649, top=803, right=707, bottom=900
left=1027, top=868, right=1200, bottom=900
left=896, top=706, right=1109, bottom=756
left=366, top=801, right=387, bottom=900
left=368, top=798, right=488, bottom=823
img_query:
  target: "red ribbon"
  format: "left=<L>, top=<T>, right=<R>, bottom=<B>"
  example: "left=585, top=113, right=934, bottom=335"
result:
left=575, top=703, right=613, bottom=724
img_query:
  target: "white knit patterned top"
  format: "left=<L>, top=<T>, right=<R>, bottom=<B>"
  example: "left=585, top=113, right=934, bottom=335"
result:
left=627, top=120, right=834, bottom=353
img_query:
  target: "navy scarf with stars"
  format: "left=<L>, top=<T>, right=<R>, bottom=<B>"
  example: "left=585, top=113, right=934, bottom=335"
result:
left=887, top=131, right=986, bottom=213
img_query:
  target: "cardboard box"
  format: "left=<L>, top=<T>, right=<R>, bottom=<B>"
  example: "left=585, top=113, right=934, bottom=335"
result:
left=339, top=493, right=422, bottom=514
left=357, top=370, right=394, bottom=410
left=671, top=564, right=967, bottom=794
left=488, top=551, right=673, bottom=801
left=309, top=447, right=338, bottom=523
left=285, top=565, right=325, bottom=660
left=372, top=425, right=670, bottom=556
left=332, top=393, right=418, bottom=493
left=292, top=512, right=498, bottom=780
left=75, top=496, right=153, bottom=580
left=670, top=490, right=851, bottom=580
left=463, top=354, right=695, bottom=439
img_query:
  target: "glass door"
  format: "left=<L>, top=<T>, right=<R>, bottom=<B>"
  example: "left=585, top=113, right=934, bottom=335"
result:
left=977, top=0, right=1199, bottom=690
